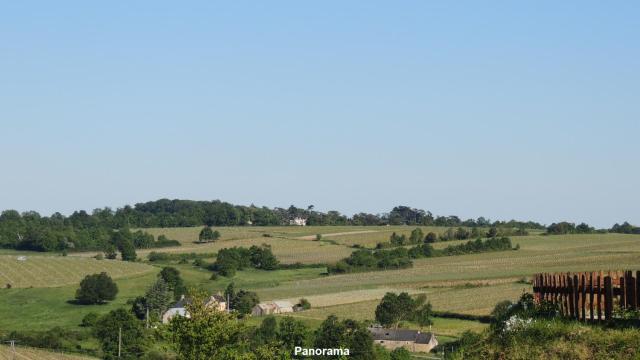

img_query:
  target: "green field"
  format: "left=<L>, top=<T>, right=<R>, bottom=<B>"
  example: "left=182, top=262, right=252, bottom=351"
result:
left=0, top=270, right=159, bottom=331
left=2, top=226, right=640, bottom=347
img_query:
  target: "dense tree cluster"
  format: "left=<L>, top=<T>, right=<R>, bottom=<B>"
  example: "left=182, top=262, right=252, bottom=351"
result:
left=330, top=237, right=514, bottom=274
left=2, top=199, right=618, bottom=256
left=375, top=292, right=433, bottom=328
left=610, top=222, right=640, bottom=234
left=0, top=209, right=180, bottom=252
left=223, top=283, right=260, bottom=316
left=546, top=222, right=597, bottom=235
left=212, top=245, right=279, bottom=277
left=329, top=248, right=414, bottom=273
left=440, top=236, right=513, bottom=256
left=385, top=206, right=545, bottom=229
left=0, top=200, right=550, bottom=253
left=95, top=308, right=148, bottom=360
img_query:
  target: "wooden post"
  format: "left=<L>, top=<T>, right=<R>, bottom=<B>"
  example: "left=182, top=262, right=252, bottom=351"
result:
left=620, top=277, right=626, bottom=309
left=589, top=272, right=594, bottom=322
left=545, top=274, right=550, bottom=301
left=597, top=273, right=602, bottom=321
left=573, top=274, right=579, bottom=319
left=604, top=276, right=613, bottom=320
left=626, top=271, right=635, bottom=310
left=580, top=274, right=586, bottom=321
left=553, top=274, right=558, bottom=306
left=563, top=274, right=569, bottom=316
left=636, top=271, right=640, bottom=309
left=568, top=275, right=575, bottom=319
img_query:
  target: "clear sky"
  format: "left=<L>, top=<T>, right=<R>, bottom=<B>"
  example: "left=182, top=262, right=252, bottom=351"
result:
left=1, top=1, right=638, bottom=227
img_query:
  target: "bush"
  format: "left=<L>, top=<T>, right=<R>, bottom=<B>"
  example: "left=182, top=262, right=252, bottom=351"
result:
left=424, top=232, right=438, bottom=243
left=81, top=312, right=100, bottom=327
left=298, top=298, right=311, bottom=310
left=198, top=226, right=220, bottom=243
left=153, top=235, right=181, bottom=248
left=75, top=272, right=118, bottom=304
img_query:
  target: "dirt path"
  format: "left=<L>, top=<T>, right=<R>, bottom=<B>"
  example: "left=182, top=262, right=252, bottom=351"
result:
left=296, top=230, right=379, bottom=240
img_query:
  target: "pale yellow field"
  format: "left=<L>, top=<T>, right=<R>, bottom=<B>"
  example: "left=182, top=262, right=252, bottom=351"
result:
left=0, top=345, right=96, bottom=360
left=0, top=255, right=154, bottom=288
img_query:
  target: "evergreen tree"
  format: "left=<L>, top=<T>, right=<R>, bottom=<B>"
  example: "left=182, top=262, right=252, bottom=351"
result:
left=145, top=278, right=174, bottom=321
left=159, top=267, right=186, bottom=300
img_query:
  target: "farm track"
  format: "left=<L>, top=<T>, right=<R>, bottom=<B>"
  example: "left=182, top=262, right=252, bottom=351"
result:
left=296, top=230, right=379, bottom=240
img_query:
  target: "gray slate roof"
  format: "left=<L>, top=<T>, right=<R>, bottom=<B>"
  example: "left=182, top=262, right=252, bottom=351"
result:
left=368, top=327, right=435, bottom=344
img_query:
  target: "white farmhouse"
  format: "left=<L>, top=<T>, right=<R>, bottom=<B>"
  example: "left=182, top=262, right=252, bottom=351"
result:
left=289, top=217, right=307, bottom=226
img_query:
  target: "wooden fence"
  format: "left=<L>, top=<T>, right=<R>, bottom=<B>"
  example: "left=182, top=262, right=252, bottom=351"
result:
left=532, top=270, right=639, bottom=321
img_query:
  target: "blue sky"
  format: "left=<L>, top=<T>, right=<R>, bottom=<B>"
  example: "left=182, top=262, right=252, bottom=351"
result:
left=1, top=1, right=638, bottom=227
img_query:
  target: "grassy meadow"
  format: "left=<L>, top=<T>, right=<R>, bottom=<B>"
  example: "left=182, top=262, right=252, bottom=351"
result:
left=1, top=225, right=640, bottom=348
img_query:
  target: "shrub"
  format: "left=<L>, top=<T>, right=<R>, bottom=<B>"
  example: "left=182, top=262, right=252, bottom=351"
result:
left=81, top=312, right=100, bottom=327
left=424, top=232, right=438, bottom=243
left=75, top=272, right=118, bottom=304
left=298, top=298, right=311, bottom=310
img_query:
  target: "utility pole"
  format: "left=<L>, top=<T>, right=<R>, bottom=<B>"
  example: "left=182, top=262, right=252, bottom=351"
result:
left=118, top=327, right=122, bottom=358
left=146, top=307, right=150, bottom=329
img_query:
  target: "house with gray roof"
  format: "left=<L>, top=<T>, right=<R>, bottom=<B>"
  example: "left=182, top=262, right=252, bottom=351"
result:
left=368, top=327, right=438, bottom=353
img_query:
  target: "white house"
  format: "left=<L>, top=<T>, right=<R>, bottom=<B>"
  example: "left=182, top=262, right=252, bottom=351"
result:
left=162, top=294, right=227, bottom=324
left=289, top=217, right=307, bottom=226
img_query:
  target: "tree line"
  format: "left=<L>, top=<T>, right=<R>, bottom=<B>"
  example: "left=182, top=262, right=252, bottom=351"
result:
left=1, top=198, right=633, bottom=252
left=209, top=245, right=280, bottom=277
left=329, top=237, right=515, bottom=274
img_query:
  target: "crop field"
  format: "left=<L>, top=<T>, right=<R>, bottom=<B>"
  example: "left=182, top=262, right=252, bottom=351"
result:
left=0, top=345, right=96, bottom=360
left=0, top=255, right=154, bottom=288
left=132, top=236, right=354, bottom=264
left=140, top=225, right=403, bottom=245
left=323, top=227, right=453, bottom=247
left=3, top=226, right=640, bottom=347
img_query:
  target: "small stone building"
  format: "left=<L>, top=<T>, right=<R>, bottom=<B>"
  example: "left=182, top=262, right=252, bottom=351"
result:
left=251, top=300, right=294, bottom=316
left=368, top=327, right=438, bottom=353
